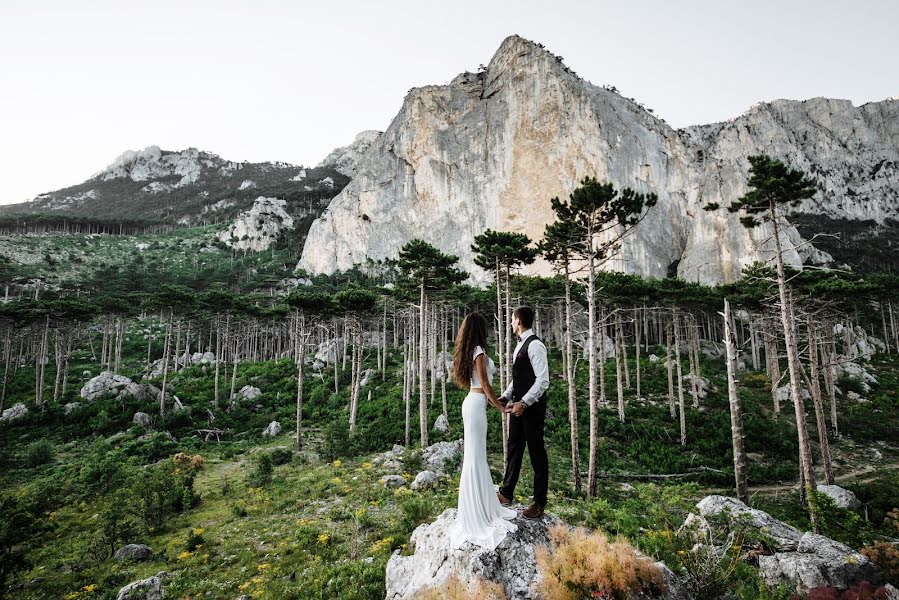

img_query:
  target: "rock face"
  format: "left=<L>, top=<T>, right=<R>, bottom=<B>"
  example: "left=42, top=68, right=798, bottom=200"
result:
left=216, top=196, right=295, bottom=251
left=299, top=34, right=898, bottom=285
left=385, top=508, right=558, bottom=600
left=696, top=495, right=878, bottom=593
left=316, top=130, right=382, bottom=177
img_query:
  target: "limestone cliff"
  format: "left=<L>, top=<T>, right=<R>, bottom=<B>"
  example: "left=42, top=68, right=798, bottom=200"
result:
left=298, top=35, right=898, bottom=284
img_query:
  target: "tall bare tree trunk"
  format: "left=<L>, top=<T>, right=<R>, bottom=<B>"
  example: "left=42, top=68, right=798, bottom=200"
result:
left=159, top=310, right=173, bottom=416
left=673, top=308, right=686, bottom=446
left=806, top=319, right=834, bottom=485
left=564, top=265, right=581, bottom=493
left=772, top=209, right=817, bottom=529
left=666, top=326, right=676, bottom=419
left=724, top=299, right=749, bottom=503
left=615, top=318, right=625, bottom=422
left=586, top=254, right=599, bottom=497
left=419, top=284, right=428, bottom=447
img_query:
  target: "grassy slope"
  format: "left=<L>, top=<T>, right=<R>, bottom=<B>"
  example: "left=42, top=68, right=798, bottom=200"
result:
left=2, top=333, right=898, bottom=599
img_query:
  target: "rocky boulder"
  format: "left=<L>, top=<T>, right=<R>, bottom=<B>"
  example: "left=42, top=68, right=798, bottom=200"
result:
left=432, top=413, right=449, bottom=434
left=81, top=372, right=182, bottom=407
left=63, top=402, right=80, bottom=416
left=114, top=544, right=152, bottom=561
left=234, top=385, right=261, bottom=402
left=132, top=412, right=152, bottom=427
left=695, top=495, right=878, bottom=593
left=816, top=484, right=862, bottom=509
left=115, top=571, right=167, bottom=600
left=410, top=470, right=439, bottom=490
left=262, top=421, right=281, bottom=437
left=421, top=439, right=464, bottom=474
left=0, top=402, right=28, bottom=422
left=759, top=532, right=879, bottom=593
left=385, top=508, right=556, bottom=599
left=382, top=475, right=406, bottom=489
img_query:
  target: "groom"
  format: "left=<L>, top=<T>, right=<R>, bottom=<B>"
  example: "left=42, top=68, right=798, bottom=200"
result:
left=497, top=306, right=550, bottom=520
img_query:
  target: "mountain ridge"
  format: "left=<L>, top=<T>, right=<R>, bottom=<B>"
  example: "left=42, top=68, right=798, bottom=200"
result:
left=296, top=34, right=897, bottom=283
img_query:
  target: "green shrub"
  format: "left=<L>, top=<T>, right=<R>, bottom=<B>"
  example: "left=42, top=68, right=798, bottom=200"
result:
left=269, top=447, right=293, bottom=466
left=248, top=452, right=273, bottom=487
left=22, top=439, right=55, bottom=468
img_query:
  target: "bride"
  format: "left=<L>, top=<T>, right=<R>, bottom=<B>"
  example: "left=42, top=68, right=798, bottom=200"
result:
left=446, top=312, right=518, bottom=550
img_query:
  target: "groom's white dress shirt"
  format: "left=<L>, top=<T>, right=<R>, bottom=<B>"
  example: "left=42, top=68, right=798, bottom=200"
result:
left=501, top=328, right=549, bottom=407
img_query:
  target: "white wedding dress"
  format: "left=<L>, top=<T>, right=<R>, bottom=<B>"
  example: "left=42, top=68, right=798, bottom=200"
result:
left=447, top=345, right=518, bottom=550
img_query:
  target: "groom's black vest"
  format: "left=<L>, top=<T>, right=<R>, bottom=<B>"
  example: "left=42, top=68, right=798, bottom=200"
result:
left=512, top=334, right=546, bottom=404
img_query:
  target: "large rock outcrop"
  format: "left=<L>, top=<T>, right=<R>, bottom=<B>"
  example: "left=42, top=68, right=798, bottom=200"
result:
left=386, top=508, right=688, bottom=600
left=216, top=196, right=295, bottom=251
left=298, top=35, right=898, bottom=284
left=695, top=495, right=879, bottom=594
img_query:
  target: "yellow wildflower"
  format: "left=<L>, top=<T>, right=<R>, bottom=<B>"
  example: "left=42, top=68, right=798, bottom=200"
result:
left=332, top=459, right=342, bottom=468
left=82, top=584, right=98, bottom=593
left=318, top=533, right=330, bottom=544
left=176, top=550, right=194, bottom=561
left=258, top=563, right=271, bottom=571
left=192, top=527, right=204, bottom=536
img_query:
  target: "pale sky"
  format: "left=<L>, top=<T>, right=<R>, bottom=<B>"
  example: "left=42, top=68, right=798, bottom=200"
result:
left=1, top=0, right=896, bottom=205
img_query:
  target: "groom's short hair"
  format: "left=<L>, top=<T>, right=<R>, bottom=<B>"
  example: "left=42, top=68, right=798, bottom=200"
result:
left=513, top=306, right=534, bottom=328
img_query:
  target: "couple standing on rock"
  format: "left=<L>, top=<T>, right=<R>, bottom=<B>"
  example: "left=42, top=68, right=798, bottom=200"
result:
left=446, top=306, right=550, bottom=551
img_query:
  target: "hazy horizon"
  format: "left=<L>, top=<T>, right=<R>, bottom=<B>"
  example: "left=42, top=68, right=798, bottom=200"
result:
left=1, top=0, right=896, bottom=206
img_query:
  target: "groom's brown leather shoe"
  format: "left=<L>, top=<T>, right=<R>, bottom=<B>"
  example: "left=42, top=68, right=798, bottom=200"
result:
left=522, top=503, right=545, bottom=520
left=496, top=491, right=512, bottom=507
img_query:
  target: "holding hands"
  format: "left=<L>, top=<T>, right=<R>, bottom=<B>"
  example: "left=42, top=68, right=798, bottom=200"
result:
left=499, top=396, right=525, bottom=417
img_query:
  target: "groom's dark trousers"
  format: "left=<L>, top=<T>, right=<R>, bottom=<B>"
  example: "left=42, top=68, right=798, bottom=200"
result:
left=499, top=335, right=549, bottom=506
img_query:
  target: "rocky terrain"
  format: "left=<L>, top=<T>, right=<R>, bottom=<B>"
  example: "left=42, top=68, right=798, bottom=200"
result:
left=0, top=145, right=350, bottom=228
left=297, top=35, right=898, bottom=284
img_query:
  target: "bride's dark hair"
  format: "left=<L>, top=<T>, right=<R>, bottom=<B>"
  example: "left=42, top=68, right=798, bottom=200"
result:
left=453, top=312, right=489, bottom=389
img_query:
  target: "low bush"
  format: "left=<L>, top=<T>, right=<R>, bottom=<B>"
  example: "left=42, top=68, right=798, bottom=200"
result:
left=536, top=524, right=666, bottom=600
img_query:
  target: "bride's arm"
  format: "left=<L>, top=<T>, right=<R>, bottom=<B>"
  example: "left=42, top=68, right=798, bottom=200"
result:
left=475, top=355, right=504, bottom=411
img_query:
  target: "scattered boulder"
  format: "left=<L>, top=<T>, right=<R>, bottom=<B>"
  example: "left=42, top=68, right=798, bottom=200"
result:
left=759, top=533, right=879, bottom=593
left=697, top=495, right=803, bottom=551
left=774, top=384, right=811, bottom=405
left=81, top=371, right=182, bottom=407
left=132, top=412, right=152, bottom=427
left=262, top=421, right=281, bottom=437
left=433, top=414, right=449, bottom=434
left=114, top=544, right=152, bottom=561
left=421, top=439, right=464, bottom=474
left=235, top=385, right=261, bottom=401
left=433, top=350, right=454, bottom=381
left=1, top=402, right=28, bottom=421
left=359, top=368, right=374, bottom=388
left=680, top=374, right=713, bottom=399
left=314, top=339, right=340, bottom=364
left=81, top=371, right=131, bottom=400
left=816, top=484, right=861, bottom=509
left=63, top=402, right=80, bottom=416
left=116, top=571, right=167, bottom=600
left=411, top=470, right=439, bottom=490
left=382, top=475, right=406, bottom=489
left=648, top=354, right=660, bottom=363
